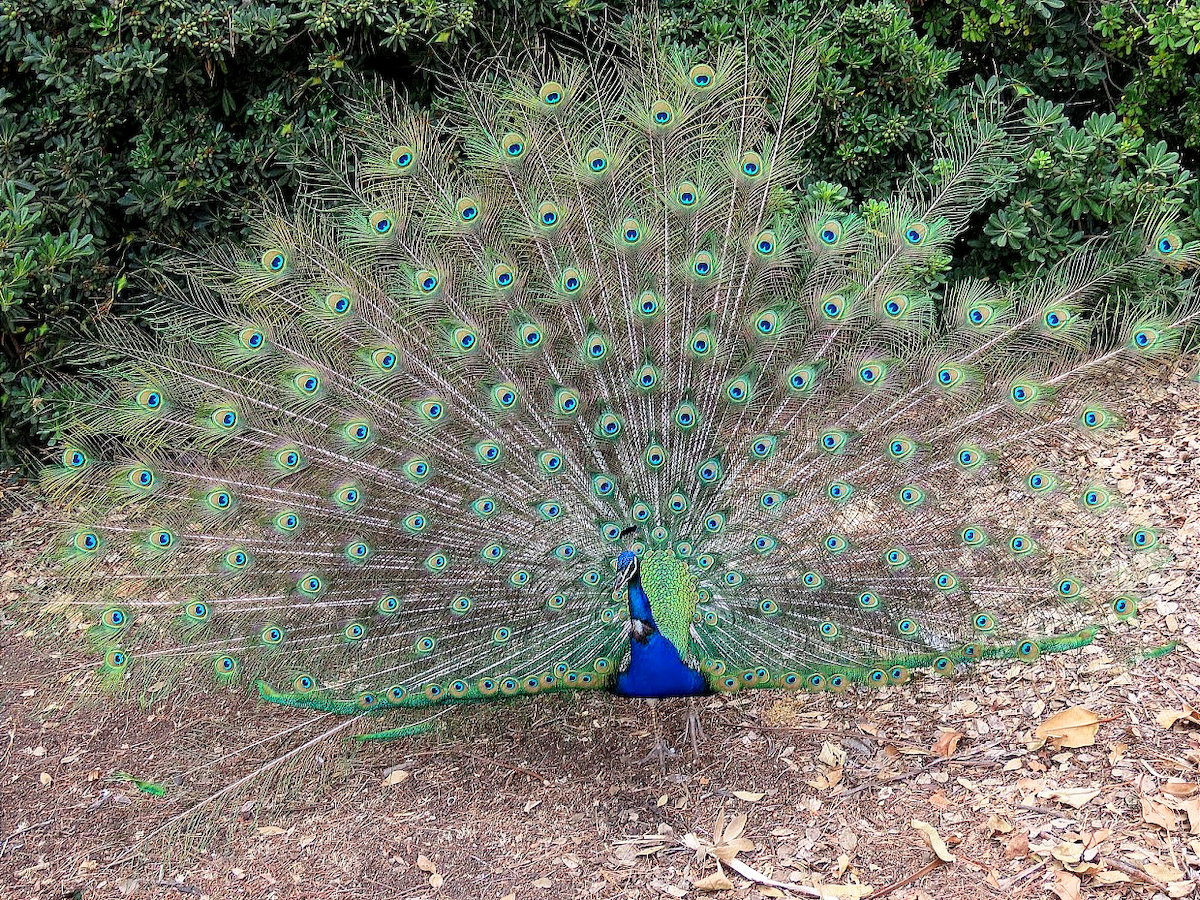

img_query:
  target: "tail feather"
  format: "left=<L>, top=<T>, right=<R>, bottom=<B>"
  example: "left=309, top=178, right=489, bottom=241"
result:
left=31, top=28, right=1198, bottom=727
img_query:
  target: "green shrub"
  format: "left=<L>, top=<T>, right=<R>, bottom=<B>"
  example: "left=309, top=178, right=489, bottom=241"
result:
left=914, top=0, right=1200, bottom=270
left=655, top=0, right=1197, bottom=272
left=1, top=0, right=1195, bottom=464
left=0, top=183, right=93, bottom=461
left=1, top=0, right=490, bottom=461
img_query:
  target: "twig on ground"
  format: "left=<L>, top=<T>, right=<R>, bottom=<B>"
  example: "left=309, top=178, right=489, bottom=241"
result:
left=0, top=818, right=52, bottom=858
left=1100, top=856, right=1169, bottom=892
left=154, top=881, right=200, bottom=895
left=1000, top=859, right=1048, bottom=891
left=1015, top=803, right=1077, bottom=819
left=402, top=746, right=546, bottom=783
left=864, top=858, right=944, bottom=899
left=840, top=739, right=1007, bottom=798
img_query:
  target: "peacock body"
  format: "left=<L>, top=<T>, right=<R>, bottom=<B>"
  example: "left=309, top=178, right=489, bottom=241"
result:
left=37, top=29, right=1197, bottom=743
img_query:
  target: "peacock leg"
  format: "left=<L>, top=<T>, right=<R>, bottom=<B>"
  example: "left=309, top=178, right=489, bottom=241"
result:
left=682, top=697, right=706, bottom=760
left=637, top=698, right=669, bottom=771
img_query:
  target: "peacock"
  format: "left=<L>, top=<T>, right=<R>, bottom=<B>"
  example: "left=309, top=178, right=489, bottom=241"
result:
left=33, top=25, right=1198, bottom=766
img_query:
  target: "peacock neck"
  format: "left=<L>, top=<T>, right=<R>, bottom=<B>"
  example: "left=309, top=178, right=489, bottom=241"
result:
left=627, top=577, right=654, bottom=621
left=614, top=569, right=708, bottom=698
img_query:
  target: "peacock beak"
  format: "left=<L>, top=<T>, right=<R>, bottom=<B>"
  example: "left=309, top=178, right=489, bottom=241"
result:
left=613, top=559, right=637, bottom=598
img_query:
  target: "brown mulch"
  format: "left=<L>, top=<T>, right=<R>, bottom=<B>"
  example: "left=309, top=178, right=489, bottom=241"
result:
left=1, top=363, right=1197, bottom=900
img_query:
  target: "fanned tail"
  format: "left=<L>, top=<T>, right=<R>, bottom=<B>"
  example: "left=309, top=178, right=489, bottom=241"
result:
left=30, top=26, right=1198, bottom=751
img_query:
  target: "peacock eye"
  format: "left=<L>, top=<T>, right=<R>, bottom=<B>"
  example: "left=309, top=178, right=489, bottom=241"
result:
left=391, top=145, right=415, bottom=169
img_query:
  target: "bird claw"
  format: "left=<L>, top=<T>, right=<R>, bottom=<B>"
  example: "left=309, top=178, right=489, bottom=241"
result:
left=682, top=701, right=706, bottom=760
left=638, top=699, right=705, bottom=770
left=637, top=739, right=677, bottom=769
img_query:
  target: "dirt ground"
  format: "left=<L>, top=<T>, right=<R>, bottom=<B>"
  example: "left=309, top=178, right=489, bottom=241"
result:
left=2, top=364, right=1198, bottom=900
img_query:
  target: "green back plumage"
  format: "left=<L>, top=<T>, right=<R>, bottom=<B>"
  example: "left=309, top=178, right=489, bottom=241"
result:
left=640, top=550, right=701, bottom=657
left=33, top=27, right=1198, bottom=728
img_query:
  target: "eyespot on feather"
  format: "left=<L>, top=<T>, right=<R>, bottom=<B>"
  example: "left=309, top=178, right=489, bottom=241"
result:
left=688, top=63, right=716, bottom=89
left=390, top=145, right=416, bottom=170
left=539, top=80, right=565, bottom=107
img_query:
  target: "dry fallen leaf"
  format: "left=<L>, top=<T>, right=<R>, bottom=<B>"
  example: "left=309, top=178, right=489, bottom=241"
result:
left=1004, top=832, right=1030, bottom=860
left=1163, top=782, right=1199, bottom=798
left=693, top=869, right=734, bottom=892
left=383, top=769, right=410, bottom=786
left=612, top=843, right=640, bottom=867
left=932, top=730, right=964, bottom=758
left=732, top=791, right=765, bottom=802
left=818, top=742, right=846, bottom=767
left=721, top=813, right=747, bottom=845
left=1034, top=707, right=1101, bottom=749
left=1039, top=787, right=1100, bottom=809
left=986, top=814, right=1013, bottom=835
left=1051, top=841, right=1084, bottom=864
left=1144, top=862, right=1184, bottom=882
left=807, top=767, right=844, bottom=791
left=1050, top=870, right=1081, bottom=900
left=1181, top=798, right=1200, bottom=834
left=911, top=820, right=956, bottom=862
left=1157, top=705, right=1200, bottom=729
left=1141, top=795, right=1178, bottom=831
left=928, top=790, right=953, bottom=811
left=416, top=855, right=436, bottom=874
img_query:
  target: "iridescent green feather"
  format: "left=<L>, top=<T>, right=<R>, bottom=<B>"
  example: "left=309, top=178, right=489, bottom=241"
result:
left=28, top=25, right=1196, bottom=756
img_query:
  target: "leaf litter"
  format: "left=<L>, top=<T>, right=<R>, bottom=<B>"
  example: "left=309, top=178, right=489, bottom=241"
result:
left=1, top=365, right=1198, bottom=898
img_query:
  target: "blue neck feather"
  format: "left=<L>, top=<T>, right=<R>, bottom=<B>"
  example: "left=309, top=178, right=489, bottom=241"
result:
left=614, top=574, right=708, bottom=698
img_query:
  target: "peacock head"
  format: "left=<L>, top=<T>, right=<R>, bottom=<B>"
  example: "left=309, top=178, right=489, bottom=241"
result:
left=613, top=550, right=640, bottom=595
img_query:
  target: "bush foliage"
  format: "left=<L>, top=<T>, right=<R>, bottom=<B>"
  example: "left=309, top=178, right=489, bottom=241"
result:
left=2, top=0, right=1196, bottom=462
